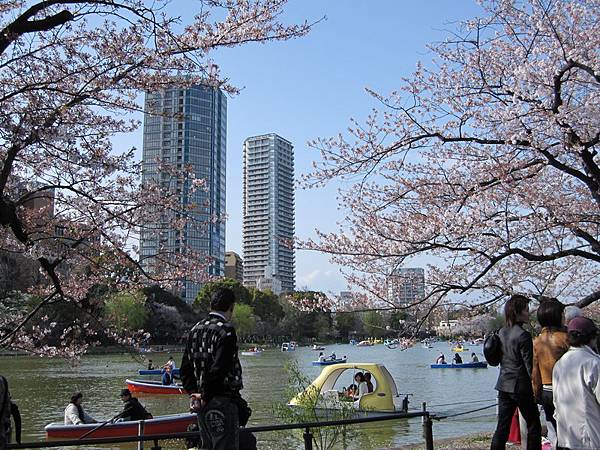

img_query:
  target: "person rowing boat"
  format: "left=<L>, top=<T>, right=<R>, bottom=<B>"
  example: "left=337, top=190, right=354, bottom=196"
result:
left=119, top=389, right=152, bottom=421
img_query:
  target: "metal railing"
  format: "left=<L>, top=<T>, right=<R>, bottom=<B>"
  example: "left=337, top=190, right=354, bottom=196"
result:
left=7, top=406, right=435, bottom=450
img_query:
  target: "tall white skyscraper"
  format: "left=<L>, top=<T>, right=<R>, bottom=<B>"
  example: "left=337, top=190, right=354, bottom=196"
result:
left=140, top=85, right=226, bottom=303
left=243, top=133, right=295, bottom=294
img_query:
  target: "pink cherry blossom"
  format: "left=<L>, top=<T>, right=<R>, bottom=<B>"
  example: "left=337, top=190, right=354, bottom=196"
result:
left=0, top=0, right=313, bottom=357
left=302, top=0, right=600, bottom=323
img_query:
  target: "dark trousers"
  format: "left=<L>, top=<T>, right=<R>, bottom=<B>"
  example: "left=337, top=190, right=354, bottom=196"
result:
left=490, top=390, right=541, bottom=450
left=540, top=390, right=556, bottom=432
left=199, top=396, right=240, bottom=450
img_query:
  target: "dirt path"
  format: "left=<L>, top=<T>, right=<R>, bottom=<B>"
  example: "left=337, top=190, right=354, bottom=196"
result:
left=386, top=432, right=503, bottom=450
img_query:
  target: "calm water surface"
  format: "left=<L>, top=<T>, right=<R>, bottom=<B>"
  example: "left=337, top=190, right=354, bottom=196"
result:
left=1, top=342, right=499, bottom=449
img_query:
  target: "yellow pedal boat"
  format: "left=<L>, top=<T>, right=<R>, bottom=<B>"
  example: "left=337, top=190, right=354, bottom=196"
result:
left=289, top=363, right=407, bottom=414
left=452, top=347, right=469, bottom=352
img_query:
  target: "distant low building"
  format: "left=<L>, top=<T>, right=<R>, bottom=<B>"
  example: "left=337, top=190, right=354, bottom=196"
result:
left=225, top=251, right=243, bottom=282
left=435, top=320, right=459, bottom=337
left=1, top=182, right=55, bottom=293
left=256, top=275, right=282, bottom=295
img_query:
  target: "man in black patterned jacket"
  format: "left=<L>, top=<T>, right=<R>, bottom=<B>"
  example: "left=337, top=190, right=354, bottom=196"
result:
left=181, top=287, right=249, bottom=450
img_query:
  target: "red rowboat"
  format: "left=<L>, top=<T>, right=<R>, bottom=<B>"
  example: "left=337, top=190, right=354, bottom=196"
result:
left=45, top=412, right=197, bottom=439
left=125, top=379, right=189, bottom=395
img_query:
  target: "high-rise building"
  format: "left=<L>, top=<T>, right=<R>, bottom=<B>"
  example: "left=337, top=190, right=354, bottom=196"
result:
left=387, top=268, right=425, bottom=307
left=339, top=291, right=355, bottom=311
left=243, top=133, right=295, bottom=294
left=140, top=84, right=227, bottom=303
left=225, top=251, right=243, bottom=282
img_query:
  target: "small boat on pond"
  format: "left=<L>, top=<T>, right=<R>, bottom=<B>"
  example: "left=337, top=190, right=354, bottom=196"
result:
left=430, top=361, right=488, bottom=369
left=312, top=357, right=347, bottom=366
left=384, top=339, right=399, bottom=349
left=241, top=349, right=262, bottom=356
left=45, top=412, right=197, bottom=439
left=312, top=344, right=326, bottom=351
left=125, top=379, right=188, bottom=395
left=452, top=346, right=469, bottom=352
left=356, top=340, right=374, bottom=347
left=421, top=339, right=433, bottom=349
left=290, top=363, right=411, bottom=414
left=471, top=338, right=484, bottom=345
left=138, top=368, right=180, bottom=376
left=281, top=342, right=297, bottom=352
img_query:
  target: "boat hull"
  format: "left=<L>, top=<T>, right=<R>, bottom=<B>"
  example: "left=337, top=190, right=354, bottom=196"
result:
left=126, top=379, right=188, bottom=395
left=138, top=368, right=180, bottom=376
left=45, top=413, right=197, bottom=439
left=241, top=351, right=262, bottom=356
left=289, top=404, right=399, bottom=417
left=430, top=362, right=488, bottom=369
left=312, top=358, right=347, bottom=366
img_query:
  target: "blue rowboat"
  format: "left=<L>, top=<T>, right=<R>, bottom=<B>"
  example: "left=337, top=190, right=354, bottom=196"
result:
left=312, top=357, right=347, bottom=366
left=138, top=368, right=180, bottom=376
left=430, top=362, right=488, bottom=369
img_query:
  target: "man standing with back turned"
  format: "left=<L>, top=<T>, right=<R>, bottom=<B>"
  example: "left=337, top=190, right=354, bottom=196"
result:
left=180, top=287, right=251, bottom=450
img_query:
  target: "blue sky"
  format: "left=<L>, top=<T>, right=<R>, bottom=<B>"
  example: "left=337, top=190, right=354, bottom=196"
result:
left=126, top=1, right=484, bottom=295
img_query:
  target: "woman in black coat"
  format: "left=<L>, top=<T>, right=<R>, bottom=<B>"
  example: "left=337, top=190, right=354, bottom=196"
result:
left=490, top=294, right=541, bottom=450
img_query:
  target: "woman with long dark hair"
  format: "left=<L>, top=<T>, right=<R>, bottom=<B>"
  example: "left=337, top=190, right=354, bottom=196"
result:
left=531, top=299, right=568, bottom=447
left=64, top=392, right=97, bottom=425
left=490, top=294, right=541, bottom=450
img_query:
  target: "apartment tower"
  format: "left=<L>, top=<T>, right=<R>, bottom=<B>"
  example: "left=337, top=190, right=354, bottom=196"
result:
left=243, top=133, right=295, bottom=294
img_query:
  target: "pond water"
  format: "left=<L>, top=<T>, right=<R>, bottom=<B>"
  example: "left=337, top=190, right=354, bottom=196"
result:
left=1, top=341, right=500, bottom=449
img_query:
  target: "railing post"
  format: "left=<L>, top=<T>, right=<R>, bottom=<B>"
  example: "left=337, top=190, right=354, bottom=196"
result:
left=151, top=438, right=162, bottom=450
left=303, top=426, right=313, bottom=450
left=138, top=420, right=144, bottom=450
left=422, top=403, right=434, bottom=450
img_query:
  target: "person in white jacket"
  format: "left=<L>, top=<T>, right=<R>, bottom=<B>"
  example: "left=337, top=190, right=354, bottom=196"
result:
left=64, top=392, right=97, bottom=425
left=553, top=316, right=600, bottom=450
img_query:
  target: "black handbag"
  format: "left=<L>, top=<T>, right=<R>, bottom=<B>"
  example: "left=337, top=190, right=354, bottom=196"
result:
left=484, top=329, right=503, bottom=366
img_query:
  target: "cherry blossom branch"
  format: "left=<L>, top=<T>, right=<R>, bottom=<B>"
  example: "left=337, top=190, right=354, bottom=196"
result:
left=0, top=290, right=59, bottom=346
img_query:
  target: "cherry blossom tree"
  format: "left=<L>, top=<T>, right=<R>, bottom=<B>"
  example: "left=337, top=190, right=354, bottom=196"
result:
left=0, top=0, right=311, bottom=355
left=304, top=0, right=600, bottom=318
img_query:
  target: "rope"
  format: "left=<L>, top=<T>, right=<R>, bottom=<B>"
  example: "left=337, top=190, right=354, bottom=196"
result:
left=434, top=403, right=497, bottom=420
left=442, top=411, right=497, bottom=422
left=428, top=398, right=496, bottom=408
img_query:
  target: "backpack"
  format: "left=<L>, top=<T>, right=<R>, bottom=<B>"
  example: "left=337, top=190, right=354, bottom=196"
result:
left=484, top=329, right=503, bottom=366
left=0, top=376, right=13, bottom=449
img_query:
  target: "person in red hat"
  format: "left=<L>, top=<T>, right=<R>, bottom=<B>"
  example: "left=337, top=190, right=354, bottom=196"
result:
left=553, top=316, right=600, bottom=450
